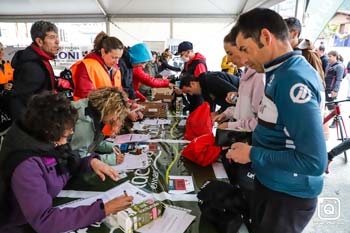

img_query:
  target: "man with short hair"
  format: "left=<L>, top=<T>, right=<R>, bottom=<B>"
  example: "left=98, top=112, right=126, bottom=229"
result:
left=285, top=17, right=325, bottom=88
left=316, top=43, right=329, bottom=73
left=226, top=8, right=326, bottom=233
left=180, top=71, right=238, bottom=112
left=10, top=20, right=59, bottom=119
left=176, top=41, right=207, bottom=112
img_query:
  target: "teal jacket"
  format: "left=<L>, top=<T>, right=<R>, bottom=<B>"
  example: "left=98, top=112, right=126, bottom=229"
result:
left=250, top=51, right=327, bottom=198
left=70, top=99, right=117, bottom=165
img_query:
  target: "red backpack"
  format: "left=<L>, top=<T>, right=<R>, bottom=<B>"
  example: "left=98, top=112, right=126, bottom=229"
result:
left=182, top=133, right=221, bottom=167
left=184, top=102, right=212, bottom=140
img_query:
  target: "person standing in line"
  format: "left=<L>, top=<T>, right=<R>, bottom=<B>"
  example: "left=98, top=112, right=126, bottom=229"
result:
left=0, top=42, right=14, bottom=133
left=158, top=48, right=181, bottom=73
left=221, top=54, right=236, bottom=75
left=0, top=42, right=13, bottom=93
left=346, top=60, right=350, bottom=99
left=10, top=21, right=59, bottom=119
left=226, top=8, right=326, bottom=233
left=176, top=41, right=208, bottom=112
left=284, top=17, right=329, bottom=139
left=316, top=43, right=329, bottom=74
left=325, top=50, right=345, bottom=128
left=214, top=34, right=265, bottom=132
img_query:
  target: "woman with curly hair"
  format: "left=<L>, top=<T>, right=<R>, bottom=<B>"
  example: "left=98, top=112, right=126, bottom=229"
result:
left=0, top=91, right=133, bottom=233
left=70, top=87, right=129, bottom=165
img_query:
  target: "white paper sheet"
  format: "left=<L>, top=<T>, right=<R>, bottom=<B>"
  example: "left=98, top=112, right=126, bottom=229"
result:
left=112, top=153, right=148, bottom=171
left=137, top=206, right=196, bottom=233
left=57, top=181, right=151, bottom=209
left=142, top=119, right=171, bottom=125
left=212, top=162, right=229, bottom=179
left=107, top=134, right=151, bottom=144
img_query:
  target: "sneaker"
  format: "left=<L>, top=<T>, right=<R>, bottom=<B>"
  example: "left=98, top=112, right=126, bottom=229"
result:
left=329, top=120, right=336, bottom=128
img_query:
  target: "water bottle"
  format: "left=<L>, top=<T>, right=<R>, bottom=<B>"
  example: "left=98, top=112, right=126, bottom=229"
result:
left=176, top=97, right=183, bottom=117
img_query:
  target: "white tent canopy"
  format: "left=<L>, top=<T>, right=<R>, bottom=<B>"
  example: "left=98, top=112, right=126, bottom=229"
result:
left=0, top=0, right=284, bottom=21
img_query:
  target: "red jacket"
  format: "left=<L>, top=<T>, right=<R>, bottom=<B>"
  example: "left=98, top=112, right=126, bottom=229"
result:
left=132, top=66, right=169, bottom=101
left=184, top=53, right=207, bottom=77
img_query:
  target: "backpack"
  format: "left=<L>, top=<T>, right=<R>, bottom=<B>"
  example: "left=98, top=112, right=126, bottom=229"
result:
left=56, top=68, right=74, bottom=100
left=197, top=180, right=248, bottom=233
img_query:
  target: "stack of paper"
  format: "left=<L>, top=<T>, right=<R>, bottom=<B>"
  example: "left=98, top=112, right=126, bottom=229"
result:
left=137, top=206, right=196, bottom=233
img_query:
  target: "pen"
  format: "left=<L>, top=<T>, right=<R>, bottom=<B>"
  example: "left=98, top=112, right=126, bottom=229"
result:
left=113, top=146, right=121, bottom=154
left=124, top=190, right=128, bottom=197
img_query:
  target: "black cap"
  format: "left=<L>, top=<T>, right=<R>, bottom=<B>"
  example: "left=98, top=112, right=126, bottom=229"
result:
left=176, top=41, right=193, bottom=55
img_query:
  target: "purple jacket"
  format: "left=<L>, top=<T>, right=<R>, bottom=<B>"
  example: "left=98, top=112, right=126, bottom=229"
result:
left=1, top=155, right=105, bottom=233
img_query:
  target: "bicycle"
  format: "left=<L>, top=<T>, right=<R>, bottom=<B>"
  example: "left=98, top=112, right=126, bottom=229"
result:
left=324, top=99, right=350, bottom=163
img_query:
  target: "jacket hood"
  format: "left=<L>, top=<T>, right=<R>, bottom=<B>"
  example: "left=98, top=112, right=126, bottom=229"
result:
left=296, top=39, right=314, bottom=51
left=0, top=121, right=54, bottom=164
left=85, top=52, right=106, bottom=67
left=192, top=52, right=206, bottom=62
left=11, top=46, right=40, bottom=69
left=11, top=44, right=54, bottom=69
left=240, top=67, right=257, bottom=81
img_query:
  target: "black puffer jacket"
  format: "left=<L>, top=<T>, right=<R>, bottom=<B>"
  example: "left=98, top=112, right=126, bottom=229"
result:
left=10, top=45, right=53, bottom=119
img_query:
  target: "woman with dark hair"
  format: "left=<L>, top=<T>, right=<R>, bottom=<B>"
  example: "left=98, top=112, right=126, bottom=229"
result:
left=158, top=48, right=181, bottom=73
left=0, top=92, right=133, bottom=233
left=325, top=50, right=345, bottom=128
left=71, top=31, right=124, bottom=100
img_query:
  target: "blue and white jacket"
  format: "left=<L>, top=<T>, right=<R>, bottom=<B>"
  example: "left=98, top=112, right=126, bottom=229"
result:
left=250, top=51, right=327, bottom=198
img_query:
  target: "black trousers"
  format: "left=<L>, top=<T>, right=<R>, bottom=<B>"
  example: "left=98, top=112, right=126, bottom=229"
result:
left=252, top=179, right=317, bottom=233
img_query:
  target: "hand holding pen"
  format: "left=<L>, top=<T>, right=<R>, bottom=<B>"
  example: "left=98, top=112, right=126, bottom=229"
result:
left=113, top=146, right=125, bottom=165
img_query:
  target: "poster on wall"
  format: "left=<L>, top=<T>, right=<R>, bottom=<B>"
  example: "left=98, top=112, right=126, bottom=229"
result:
left=53, top=45, right=92, bottom=71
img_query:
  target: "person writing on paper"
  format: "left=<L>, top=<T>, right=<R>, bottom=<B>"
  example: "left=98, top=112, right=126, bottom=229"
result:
left=0, top=91, right=133, bottom=233
left=70, top=87, right=130, bottom=165
left=213, top=33, right=265, bottom=131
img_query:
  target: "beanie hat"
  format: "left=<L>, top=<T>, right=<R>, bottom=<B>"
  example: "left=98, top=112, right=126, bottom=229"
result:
left=129, top=43, right=152, bottom=64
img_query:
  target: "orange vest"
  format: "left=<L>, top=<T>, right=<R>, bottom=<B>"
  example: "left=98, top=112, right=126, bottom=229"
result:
left=0, top=62, right=14, bottom=85
left=71, top=58, right=123, bottom=136
left=71, top=58, right=121, bottom=101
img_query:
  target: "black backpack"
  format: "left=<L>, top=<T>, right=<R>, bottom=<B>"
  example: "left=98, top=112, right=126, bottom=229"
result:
left=197, top=180, right=249, bottom=233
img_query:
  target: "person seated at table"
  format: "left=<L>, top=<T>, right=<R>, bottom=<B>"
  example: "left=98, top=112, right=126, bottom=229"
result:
left=0, top=91, right=133, bottom=233
left=70, top=87, right=129, bottom=165
left=180, top=71, right=239, bottom=113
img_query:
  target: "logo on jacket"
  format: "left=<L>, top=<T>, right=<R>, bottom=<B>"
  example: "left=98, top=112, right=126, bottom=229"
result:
left=289, top=83, right=312, bottom=104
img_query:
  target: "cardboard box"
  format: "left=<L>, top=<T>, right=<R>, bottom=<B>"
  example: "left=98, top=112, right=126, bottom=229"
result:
left=139, top=102, right=168, bottom=118
left=152, top=87, right=172, bottom=97
left=117, top=200, right=164, bottom=233
left=153, top=93, right=173, bottom=108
